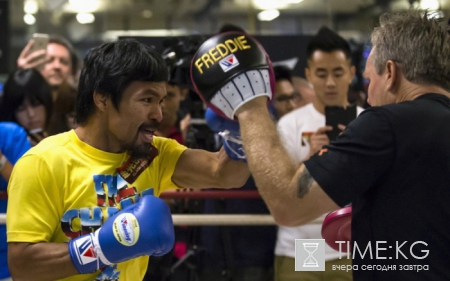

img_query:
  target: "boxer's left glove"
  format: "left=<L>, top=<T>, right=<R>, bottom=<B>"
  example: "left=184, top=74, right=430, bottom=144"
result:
left=68, top=194, right=174, bottom=273
left=205, top=108, right=245, bottom=161
left=191, top=31, right=274, bottom=120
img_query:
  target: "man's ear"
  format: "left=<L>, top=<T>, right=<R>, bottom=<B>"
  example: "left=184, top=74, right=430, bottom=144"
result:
left=349, top=65, right=356, bottom=83
left=305, top=67, right=311, bottom=84
left=93, top=91, right=107, bottom=112
left=385, top=60, right=397, bottom=92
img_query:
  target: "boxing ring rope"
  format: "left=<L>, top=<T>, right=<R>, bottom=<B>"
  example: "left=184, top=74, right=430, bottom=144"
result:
left=159, top=190, right=262, bottom=199
left=0, top=190, right=325, bottom=225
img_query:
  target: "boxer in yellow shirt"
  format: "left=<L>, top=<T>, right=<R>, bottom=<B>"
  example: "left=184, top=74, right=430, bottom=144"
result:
left=7, top=39, right=250, bottom=281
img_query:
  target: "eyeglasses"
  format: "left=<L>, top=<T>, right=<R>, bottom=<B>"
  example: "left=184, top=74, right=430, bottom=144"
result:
left=275, top=92, right=301, bottom=103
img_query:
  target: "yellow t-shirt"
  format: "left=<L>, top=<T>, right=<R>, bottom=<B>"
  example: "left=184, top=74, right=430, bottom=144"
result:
left=7, top=130, right=187, bottom=281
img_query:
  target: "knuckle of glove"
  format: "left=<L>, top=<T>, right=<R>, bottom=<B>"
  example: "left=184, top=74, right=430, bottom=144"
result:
left=205, top=107, right=240, bottom=134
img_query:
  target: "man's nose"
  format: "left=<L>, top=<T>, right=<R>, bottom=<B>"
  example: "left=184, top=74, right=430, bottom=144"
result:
left=326, top=75, right=336, bottom=88
left=289, top=99, right=297, bottom=109
left=149, top=104, right=163, bottom=122
left=50, top=59, right=62, bottom=69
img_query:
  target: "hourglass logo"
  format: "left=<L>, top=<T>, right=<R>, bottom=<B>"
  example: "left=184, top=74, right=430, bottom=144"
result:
left=295, top=239, right=326, bottom=271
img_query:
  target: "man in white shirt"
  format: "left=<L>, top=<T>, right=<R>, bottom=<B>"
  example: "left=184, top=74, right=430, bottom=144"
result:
left=275, top=26, right=363, bottom=281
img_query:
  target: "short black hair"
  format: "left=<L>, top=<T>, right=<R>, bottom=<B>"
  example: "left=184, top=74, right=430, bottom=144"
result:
left=273, top=65, right=292, bottom=83
left=0, top=68, right=53, bottom=128
left=306, top=26, right=352, bottom=61
left=75, top=39, right=168, bottom=125
left=219, top=24, right=245, bottom=33
left=49, top=35, right=80, bottom=76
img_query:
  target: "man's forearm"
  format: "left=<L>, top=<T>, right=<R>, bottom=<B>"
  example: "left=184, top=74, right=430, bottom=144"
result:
left=217, top=147, right=251, bottom=188
left=236, top=104, right=301, bottom=219
left=9, top=242, right=79, bottom=281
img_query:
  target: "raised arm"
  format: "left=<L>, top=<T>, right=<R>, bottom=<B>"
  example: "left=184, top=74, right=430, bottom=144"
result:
left=172, top=147, right=250, bottom=190
left=235, top=97, right=339, bottom=226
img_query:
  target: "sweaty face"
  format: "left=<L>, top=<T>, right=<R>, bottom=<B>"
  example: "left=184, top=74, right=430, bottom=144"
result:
left=40, top=43, right=72, bottom=88
left=306, top=50, right=355, bottom=109
left=364, top=50, right=396, bottom=107
left=105, top=81, right=166, bottom=158
left=14, top=97, right=47, bottom=131
left=274, top=79, right=301, bottom=118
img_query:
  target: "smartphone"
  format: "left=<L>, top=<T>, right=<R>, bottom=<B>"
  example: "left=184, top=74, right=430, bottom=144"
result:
left=28, top=128, right=45, bottom=144
left=325, top=105, right=357, bottom=141
left=29, top=128, right=44, bottom=135
left=30, top=33, right=49, bottom=53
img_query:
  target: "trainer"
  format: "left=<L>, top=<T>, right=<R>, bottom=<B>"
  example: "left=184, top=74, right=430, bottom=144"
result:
left=192, top=10, right=450, bottom=280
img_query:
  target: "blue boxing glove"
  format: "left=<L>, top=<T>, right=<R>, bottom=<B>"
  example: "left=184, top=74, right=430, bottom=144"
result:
left=68, top=194, right=174, bottom=273
left=205, top=107, right=246, bottom=161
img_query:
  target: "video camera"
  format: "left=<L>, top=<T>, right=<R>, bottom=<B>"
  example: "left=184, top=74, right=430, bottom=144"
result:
left=162, top=35, right=218, bottom=152
left=162, top=35, right=204, bottom=89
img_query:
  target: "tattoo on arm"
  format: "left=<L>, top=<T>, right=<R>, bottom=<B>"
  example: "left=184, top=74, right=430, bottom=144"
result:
left=297, top=167, right=314, bottom=198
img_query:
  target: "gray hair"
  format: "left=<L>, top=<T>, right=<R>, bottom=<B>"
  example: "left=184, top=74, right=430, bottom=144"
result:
left=371, top=10, right=450, bottom=92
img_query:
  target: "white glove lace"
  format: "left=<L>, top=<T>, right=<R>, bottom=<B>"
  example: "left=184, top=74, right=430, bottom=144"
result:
left=218, top=130, right=246, bottom=160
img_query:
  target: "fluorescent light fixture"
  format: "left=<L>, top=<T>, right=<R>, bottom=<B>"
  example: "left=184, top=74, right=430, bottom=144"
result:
left=69, top=0, right=100, bottom=13
left=142, top=10, right=153, bottom=18
left=102, top=29, right=190, bottom=41
left=23, top=13, right=36, bottom=25
left=283, top=0, right=304, bottom=3
left=24, top=0, right=39, bottom=14
left=76, top=13, right=95, bottom=24
left=420, top=0, right=440, bottom=10
left=253, top=0, right=288, bottom=10
left=257, top=9, right=280, bottom=21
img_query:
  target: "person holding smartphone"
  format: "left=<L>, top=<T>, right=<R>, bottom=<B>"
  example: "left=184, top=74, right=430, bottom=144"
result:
left=0, top=69, right=53, bottom=146
left=16, top=35, right=80, bottom=136
left=17, top=34, right=79, bottom=91
left=273, top=27, right=364, bottom=281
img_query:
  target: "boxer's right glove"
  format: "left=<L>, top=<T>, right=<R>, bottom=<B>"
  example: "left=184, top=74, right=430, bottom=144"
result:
left=191, top=31, right=274, bottom=120
left=68, top=194, right=174, bottom=273
left=205, top=107, right=245, bottom=161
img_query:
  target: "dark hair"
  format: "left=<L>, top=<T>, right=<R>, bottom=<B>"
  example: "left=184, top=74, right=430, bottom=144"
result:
left=49, top=35, right=80, bottom=76
left=273, top=65, right=293, bottom=83
left=219, top=24, right=245, bottom=33
left=75, top=39, right=169, bottom=125
left=0, top=68, right=53, bottom=128
left=306, top=26, right=352, bottom=61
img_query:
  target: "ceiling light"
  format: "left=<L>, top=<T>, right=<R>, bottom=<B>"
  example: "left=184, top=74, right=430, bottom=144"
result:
left=253, top=0, right=288, bottom=10
left=69, top=0, right=100, bottom=13
left=23, top=13, right=36, bottom=25
left=142, top=10, right=153, bottom=18
left=420, top=0, right=440, bottom=10
left=76, top=13, right=95, bottom=24
left=282, top=0, right=304, bottom=3
left=24, top=0, right=39, bottom=14
left=257, top=9, right=280, bottom=21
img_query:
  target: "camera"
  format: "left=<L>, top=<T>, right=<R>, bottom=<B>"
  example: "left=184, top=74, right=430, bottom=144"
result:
left=162, top=36, right=218, bottom=152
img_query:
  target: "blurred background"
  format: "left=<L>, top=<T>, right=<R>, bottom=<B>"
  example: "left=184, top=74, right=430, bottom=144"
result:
left=0, top=0, right=448, bottom=77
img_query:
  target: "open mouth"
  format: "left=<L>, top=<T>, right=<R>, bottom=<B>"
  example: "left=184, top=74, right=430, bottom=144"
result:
left=139, top=127, right=155, bottom=142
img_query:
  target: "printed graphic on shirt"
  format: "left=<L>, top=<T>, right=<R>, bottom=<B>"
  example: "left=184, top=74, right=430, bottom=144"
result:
left=61, top=173, right=154, bottom=280
left=301, top=132, right=314, bottom=146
